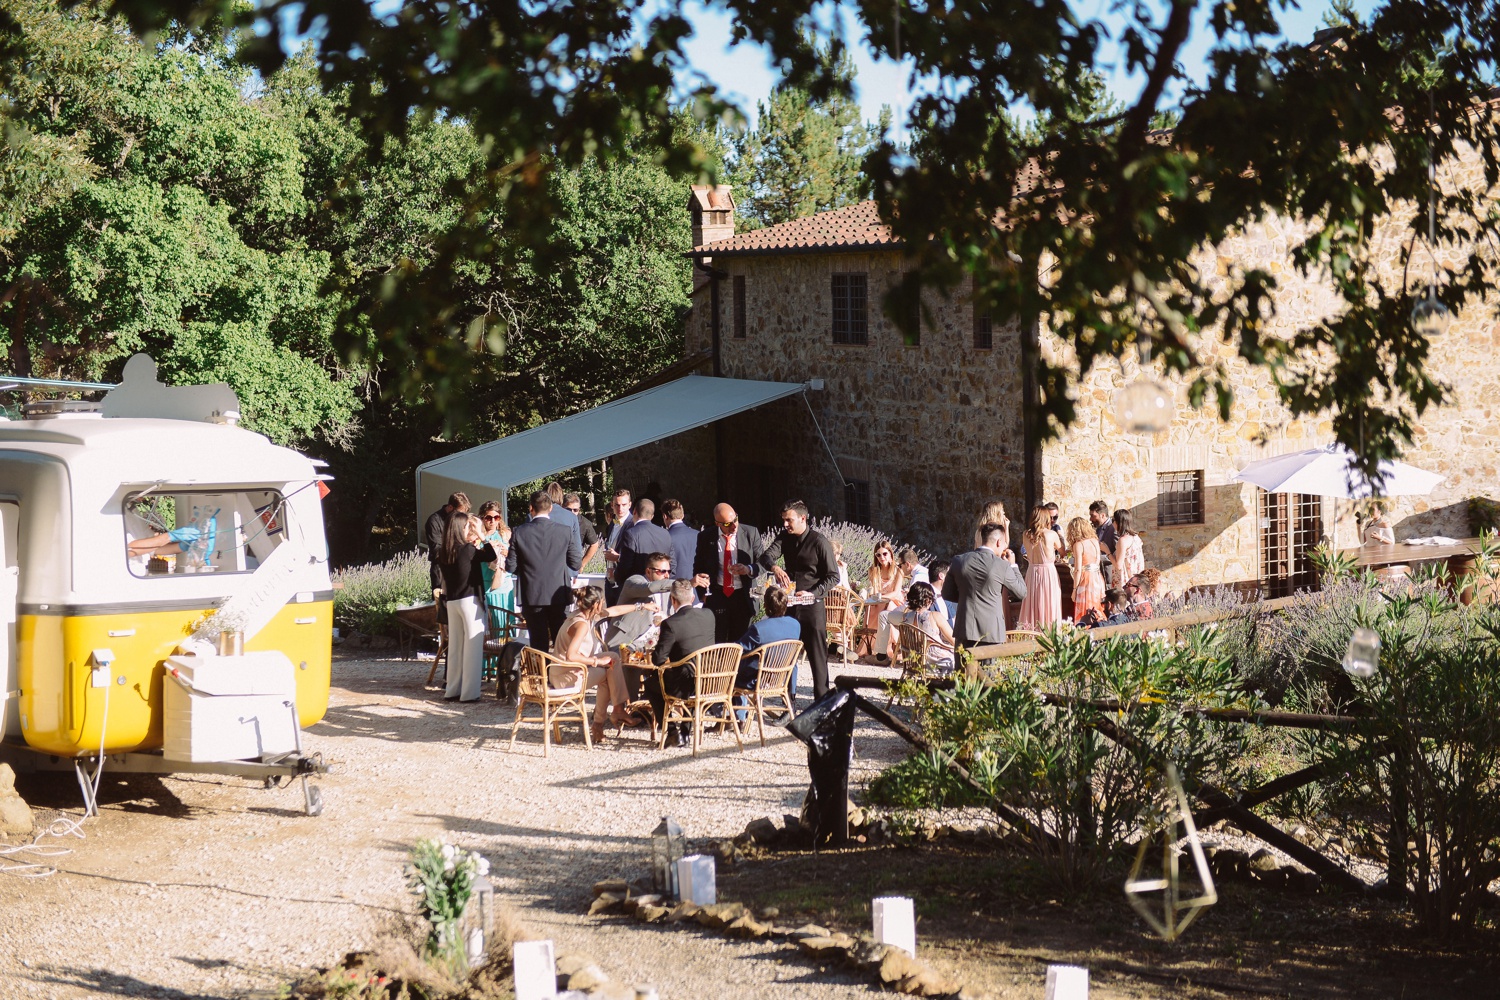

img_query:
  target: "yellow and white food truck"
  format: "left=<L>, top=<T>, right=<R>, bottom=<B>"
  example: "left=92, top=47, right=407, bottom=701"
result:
left=1, top=355, right=332, bottom=814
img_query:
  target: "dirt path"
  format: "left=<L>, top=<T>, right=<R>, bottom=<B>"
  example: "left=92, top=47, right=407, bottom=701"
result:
left=0, top=653, right=910, bottom=1000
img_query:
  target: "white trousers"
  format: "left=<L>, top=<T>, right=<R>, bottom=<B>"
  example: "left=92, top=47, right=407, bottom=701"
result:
left=446, top=595, right=487, bottom=701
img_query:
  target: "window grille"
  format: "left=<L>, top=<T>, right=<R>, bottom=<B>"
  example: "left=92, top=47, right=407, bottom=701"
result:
left=831, top=273, right=868, bottom=345
left=844, top=479, right=871, bottom=526
left=1156, top=470, right=1205, bottom=527
left=973, top=304, right=993, bottom=349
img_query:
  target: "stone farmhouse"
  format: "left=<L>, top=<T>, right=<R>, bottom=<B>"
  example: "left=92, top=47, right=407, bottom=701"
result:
left=614, top=166, right=1499, bottom=598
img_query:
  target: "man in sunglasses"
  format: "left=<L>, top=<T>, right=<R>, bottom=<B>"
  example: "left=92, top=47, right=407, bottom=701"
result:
left=691, top=502, right=765, bottom=644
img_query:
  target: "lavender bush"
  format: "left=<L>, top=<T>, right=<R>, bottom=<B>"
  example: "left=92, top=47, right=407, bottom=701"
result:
left=764, top=518, right=932, bottom=587
left=333, top=548, right=434, bottom=637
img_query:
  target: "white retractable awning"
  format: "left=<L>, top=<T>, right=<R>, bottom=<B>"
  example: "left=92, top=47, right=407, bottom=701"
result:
left=415, top=374, right=806, bottom=522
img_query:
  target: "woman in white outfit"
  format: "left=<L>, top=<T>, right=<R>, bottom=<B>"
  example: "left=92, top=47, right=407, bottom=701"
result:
left=439, top=513, right=499, bottom=702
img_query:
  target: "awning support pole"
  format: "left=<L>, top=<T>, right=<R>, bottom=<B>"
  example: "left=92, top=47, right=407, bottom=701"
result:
left=802, top=390, right=849, bottom=491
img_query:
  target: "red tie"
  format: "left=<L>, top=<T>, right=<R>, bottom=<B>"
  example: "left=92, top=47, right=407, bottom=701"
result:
left=723, top=538, right=735, bottom=595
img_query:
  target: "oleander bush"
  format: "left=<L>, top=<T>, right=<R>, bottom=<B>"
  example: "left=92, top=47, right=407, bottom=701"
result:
left=1290, top=555, right=1500, bottom=935
left=869, top=627, right=1252, bottom=896
left=333, top=548, right=433, bottom=637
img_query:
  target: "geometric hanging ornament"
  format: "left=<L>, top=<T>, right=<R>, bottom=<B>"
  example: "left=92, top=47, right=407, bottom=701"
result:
left=1124, top=763, right=1218, bottom=942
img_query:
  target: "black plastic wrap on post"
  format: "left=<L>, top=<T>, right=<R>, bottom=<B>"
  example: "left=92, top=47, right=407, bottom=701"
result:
left=787, top=689, right=856, bottom=848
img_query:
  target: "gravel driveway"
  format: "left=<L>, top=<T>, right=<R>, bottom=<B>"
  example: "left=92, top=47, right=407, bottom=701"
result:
left=0, top=652, right=911, bottom=1000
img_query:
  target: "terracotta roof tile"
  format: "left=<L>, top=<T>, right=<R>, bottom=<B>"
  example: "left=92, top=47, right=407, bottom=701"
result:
left=691, top=200, right=899, bottom=257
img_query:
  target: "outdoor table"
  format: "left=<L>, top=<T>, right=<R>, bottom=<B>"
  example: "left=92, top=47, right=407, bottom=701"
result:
left=1340, top=537, right=1483, bottom=577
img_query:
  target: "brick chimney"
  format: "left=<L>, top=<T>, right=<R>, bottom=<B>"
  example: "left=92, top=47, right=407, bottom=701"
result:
left=689, top=185, right=735, bottom=250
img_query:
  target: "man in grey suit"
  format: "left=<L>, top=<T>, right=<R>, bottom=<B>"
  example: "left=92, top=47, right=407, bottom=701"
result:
left=506, top=490, right=583, bottom=652
left=942, top=522, right=1027, bottom=649
left=544, top=481, right=584, bottom=554
left=605, top=553, right=675, bottom=650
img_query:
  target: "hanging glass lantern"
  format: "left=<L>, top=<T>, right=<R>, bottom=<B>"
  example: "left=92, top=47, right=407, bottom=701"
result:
left=1342, top=627, right=1381, bottom=678
left=1113, top=378, right=1175, bottom=434
left=1411, top=290, right=1453, bottom=338
left=650, top=817, right=685, bottom=897
left=1113, top=338, right=1175, bottom=434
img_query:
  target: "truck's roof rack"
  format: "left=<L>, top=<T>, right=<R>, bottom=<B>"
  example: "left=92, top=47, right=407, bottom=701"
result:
left=0, top=374, right=116, bottom=392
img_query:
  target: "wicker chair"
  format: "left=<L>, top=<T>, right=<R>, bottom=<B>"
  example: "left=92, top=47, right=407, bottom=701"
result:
left=888, top=620, right=956, bottom=706
left=1006, top=628, right=1045, bottom=643
left=731, top=639, right=802, bottom=746
left=508, top=646, right=594, bottom=756
left=824, top=586, right=863, bottom=666
left=657, top=643, right=744, bottom=756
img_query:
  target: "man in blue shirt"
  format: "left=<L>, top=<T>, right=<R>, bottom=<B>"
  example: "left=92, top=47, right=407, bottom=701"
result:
left=733, top=585, right=804, bottom=718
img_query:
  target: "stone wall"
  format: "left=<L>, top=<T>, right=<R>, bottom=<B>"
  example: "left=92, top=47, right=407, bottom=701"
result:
left=1043, top=139, right=1500, bottom=594
left=621, top=139, right=1498, bottom=580
left=710, top=252, right=1029, bottom=552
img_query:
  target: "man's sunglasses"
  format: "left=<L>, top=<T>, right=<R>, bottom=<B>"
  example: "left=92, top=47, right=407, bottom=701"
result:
left=716, top=519, right=737, bottom=528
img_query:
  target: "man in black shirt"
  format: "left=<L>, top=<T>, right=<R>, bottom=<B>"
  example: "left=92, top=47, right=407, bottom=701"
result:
left=758, top=500, right=840, bottom=699
left=425, top=492, right=469, bottom=593
left=563, top=492, right=601, bottom=567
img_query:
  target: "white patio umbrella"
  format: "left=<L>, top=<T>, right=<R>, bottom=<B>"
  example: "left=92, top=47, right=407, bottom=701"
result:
left=1230, top=444, right=1444, bottom=498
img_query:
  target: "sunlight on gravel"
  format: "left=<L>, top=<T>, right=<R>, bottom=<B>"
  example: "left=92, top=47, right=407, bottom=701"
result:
left=0, top=653, right=913, bottom=1000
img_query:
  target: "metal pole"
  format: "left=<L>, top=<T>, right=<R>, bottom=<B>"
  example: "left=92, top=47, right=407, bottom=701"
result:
left=0, top=374, right=116, bottom=391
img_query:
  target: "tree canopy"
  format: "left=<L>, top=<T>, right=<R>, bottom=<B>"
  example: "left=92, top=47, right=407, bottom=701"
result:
left=728, top=44, right=882, bottom=231
left=6, top=0, right=1500, bottom=486
left=101, top=1, right=1500, bottom=475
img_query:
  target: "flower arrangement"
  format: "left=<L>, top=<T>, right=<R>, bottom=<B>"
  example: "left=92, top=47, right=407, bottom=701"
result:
left=189, top=605, right=251, bottom=640
left=405, top=839, right=491, bottom=976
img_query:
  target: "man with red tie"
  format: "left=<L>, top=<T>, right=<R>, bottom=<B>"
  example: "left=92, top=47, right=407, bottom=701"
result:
left=692, top=502, right=765, bottom=644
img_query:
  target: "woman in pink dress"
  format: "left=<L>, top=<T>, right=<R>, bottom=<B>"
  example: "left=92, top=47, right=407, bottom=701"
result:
left=1018, top=505, right=1063, bottom=630
left=1113, top=508, right=1145, bottom=582
left=1065, top=517, right=1105, bottom=622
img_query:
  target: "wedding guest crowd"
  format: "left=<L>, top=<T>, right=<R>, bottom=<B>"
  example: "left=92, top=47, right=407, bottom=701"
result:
left=422, top=485, right=1161, bottom=745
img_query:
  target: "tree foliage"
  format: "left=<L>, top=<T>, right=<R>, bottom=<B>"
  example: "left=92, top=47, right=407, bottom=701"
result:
left=728, top=44, right=880, bottom=230
left=38, top=0, right=1497, bottom=478
left=0, top=0, right=358, bottom=446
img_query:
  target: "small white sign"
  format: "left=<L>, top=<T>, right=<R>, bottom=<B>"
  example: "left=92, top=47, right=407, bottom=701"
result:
left=676, top=854, right=716, bottom=905
left=1045, top=964, right=1089, bottom=1000
left=872, top=895, right=916, bottom=956
left=512, top=939, right=558, bottom=1000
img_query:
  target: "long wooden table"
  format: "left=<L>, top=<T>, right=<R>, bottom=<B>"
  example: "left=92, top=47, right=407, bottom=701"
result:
left=1340, top=537, right=1485, bottom=576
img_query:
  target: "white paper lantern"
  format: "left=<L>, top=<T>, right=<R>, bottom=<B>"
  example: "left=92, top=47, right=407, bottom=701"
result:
left=1045, top=964, right=1089, bottom=999
left=872, top=896, right=916, bottom=956
left=676, top=854, right=716, bottom=905
left=512, top=940, right=558, bottom=1000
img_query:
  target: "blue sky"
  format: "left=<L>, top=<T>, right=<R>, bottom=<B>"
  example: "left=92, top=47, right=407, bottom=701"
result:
left=674, top=0, right=1382, bottom=126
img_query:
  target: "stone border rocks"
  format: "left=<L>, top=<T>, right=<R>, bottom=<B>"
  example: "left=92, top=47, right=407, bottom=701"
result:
left=586, top=879, right=983, bottom=1000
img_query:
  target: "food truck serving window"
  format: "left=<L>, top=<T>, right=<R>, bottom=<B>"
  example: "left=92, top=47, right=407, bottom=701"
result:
left=124, top=488, right=289, bottom=578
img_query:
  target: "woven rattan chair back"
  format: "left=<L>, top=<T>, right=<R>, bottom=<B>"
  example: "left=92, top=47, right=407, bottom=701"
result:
left=658, top=642, right=744, bottom=756
left=732, top=639, right=802, bottom=746
left=508, top=645, right=592, bottom=757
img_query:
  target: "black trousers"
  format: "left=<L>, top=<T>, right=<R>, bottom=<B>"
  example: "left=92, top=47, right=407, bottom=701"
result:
left=644, top=665, right=695, bottom=723
left=705, top=587, right=755, bottom=644
left=522, top=604, right=565, bottom=652
left=789, top=600, right=829, bottom=697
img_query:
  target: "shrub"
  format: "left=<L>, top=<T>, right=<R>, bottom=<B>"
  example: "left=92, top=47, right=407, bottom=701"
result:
left=1292, top=556, right=1500, bottom=935
left=869, top=627, right=1250, bottom=896
left=334, top=549, right=433, bottom=637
